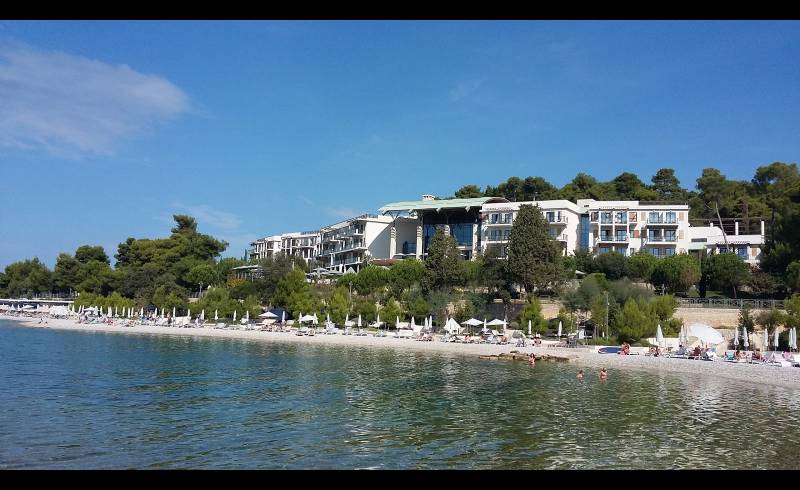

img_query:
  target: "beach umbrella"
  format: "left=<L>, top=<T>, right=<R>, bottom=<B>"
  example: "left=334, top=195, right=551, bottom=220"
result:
left=114, top=306, right=118, bottom=317
left=140, top=307, right=144, bottom=317
left=172, top=307, right=176, bottom=319
left=327, top=312, right=331, bottom=327
left=483, top=318, right=488, bottom=333
left=503, top=316, right=508, bottom=334
left=528, top=320, right=532, bottom=337
left=187, top=308, right=191, bottom=319
left=774, top=330, right=780, bottom=351
left=108, top=306, right=112, bottom=317
left=557, top=321, right=562, bottom=339
left=376, top=314, right=381, bottom=330
left=358, top=314, right=362, bottom=328
left=411, top=316, right=416, bottom=329
left=245, top=310, right=249, bottom=322
left=764, top=329, right=769, bottom=351
left=233, top=310, right=237, bottom=322
left=656, top=324, right=664, bottom=348
left=743, top=327, right=749, bottom=350
left=792, top=328, right=798, bottom=351
left=214, top=310, right=218, bottom=321
left=281, top=310, right=286, bottom=323
left=200, top=309, right=205, bottom=321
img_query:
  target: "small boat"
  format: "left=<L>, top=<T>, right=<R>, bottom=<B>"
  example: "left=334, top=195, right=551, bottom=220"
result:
left=598, top=346, right=622, bottom=354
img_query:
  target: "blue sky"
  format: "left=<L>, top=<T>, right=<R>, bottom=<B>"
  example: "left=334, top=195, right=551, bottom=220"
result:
left=0, top=21, right=798, bottom=268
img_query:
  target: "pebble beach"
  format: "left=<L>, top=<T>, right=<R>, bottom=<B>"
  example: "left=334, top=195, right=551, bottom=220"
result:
left=5, top=314, right=800, bottom=390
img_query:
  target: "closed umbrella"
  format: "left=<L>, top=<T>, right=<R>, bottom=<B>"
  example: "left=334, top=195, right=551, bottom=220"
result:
left=281, top=310, right=286, bottom=323
left=557, top=321, right=562, bottom=339
left=245, top=310, right=249, bottom=322
left=743, top=327, right=749, bottom=350
left=233, top=310, right=237, bottom=322
left=214, top=310, right=218, bottom=321
left=734, top=326, right=739, bottom=347
left=792, top=328, right=798, bottom=351
left=774, top=330, right=780, bottom=351
left=327, top=312, right=331, bottom=327
left=139, top=307, right=144, bottom=317
left=114, top=306, right=118, bottom=317
left=656, top=324, right=664, bottom=348
left=108, top=306, right=113, bottom=317
left=483, top=318, right=488, bottom=334
left=376, top=314, right=381, bottom=331
left=358, top=314, right=362, bottom=328
left=200, top=309, right=205, bottom=321
left=764, top=329, right=769, bottom=351
left=396, top=315, right=400, bottom=328
left=187, top=308, right=191, bottom=319
left=172, top=307, right=176, bottom=319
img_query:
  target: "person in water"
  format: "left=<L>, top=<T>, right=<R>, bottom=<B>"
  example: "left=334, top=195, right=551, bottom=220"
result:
left=576, top=370, right=584, bottom=379
left=599, top=368, right=608, bottom=380
left=528, top=354, right=536, bottom=366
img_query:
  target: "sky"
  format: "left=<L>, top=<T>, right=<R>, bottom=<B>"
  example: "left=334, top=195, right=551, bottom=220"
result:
left=0, top=20, right=798, bottom=268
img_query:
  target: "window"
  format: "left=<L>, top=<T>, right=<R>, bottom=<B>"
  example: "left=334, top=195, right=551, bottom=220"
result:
left=664, top=248, right=675, bottom=256
left=580, top=215, right=590, bottom=250
left=615, top=246, right=627, bottom=254
left=666, top=212, right=676, bottom=224
left=502, top=229, right=511, bottom=240
left=738, top=246, right=748, bottom=258
left=615, top=212, right=627, bottom=224
left=490, top=213, right=499, bottom=224
left=601, top=212, right=612, bottom=224
left=615, top=231, right=628, bottom=241
left=665, top=231, right=676, bottom=242
left=648, top=231, right=662, bottom=241
left=599, top=246, right=612, bottom=254
left=504, top=213, right=513, bottom=224
left=649, top=212, right=662, bottom=223
left=546, top=211, right=555, bottom=223
left=449, top=223, right=473, bottom=246
left=649, top=248, right=661, bottom=257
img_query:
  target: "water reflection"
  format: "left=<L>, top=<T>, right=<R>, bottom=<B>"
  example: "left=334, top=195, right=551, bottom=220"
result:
left=1, top=320, right=800, bottom=469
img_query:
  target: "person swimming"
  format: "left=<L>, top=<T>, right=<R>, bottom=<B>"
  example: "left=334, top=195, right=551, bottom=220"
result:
left=576, top=370, right=583, bottom=379
left=528, top=354, right=536, bottom=366
left=599, top=368, right=608, bottom=380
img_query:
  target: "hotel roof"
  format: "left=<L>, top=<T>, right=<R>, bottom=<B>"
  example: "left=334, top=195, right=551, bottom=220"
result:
left=379, top=197, right=508, bottom=214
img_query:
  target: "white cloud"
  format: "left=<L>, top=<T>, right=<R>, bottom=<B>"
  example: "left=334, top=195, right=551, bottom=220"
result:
left=449, top=78, right=486, bottom=102
left=0, top=42, right=190, bottom=158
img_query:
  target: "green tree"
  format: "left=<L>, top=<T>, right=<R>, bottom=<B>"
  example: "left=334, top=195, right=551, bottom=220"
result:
left=556, top=307, right=577, bottom=334
left=2, top=258, right=53, bottom=297
left=593, top=252, right=627, bottom=280
left=738, top=304, right=755, bottom=333
left=651, top=254, right=700, bottom=294
left=756, top=309, right=785, bottom=336
left=353, top=265, right=390, bottom=296
left=186, top=263, right=217, bottom=292
left=380, top=297, right=403, bottom=327
left=216, top=257, right=245, bottom=285
left=453, top=184, right=483, bottom=198
left=784, top=294, right=800, bottom=329
left=517, top=297, right=548, bottom=335
left=53, top=253, right=80, bottom=294
left=423, top=229, right=464, bottom=292
left=785, top=261, right=800, bottom=294
left=613, top=298, right=655, bottom=344
left=387, top=259, right=425, bottom=297
left=506, top=204, right=563, bottom=295
left=703, top=253, right=751, bottom=298
left=650, top=168, right=687, bottom=201
left=625, top=251, right=658, bottom=283
left=405, top=294, right=430, bottom=318
left=327, top=286, right=351, bottom=325
left=74, top=245, right=110, bottom=265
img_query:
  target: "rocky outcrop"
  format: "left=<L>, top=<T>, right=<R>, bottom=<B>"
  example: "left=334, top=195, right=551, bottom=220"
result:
left=479, top=352, right=573, bottom=363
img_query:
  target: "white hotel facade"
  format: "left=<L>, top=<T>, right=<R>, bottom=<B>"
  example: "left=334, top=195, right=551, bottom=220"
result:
left=247, top=195, right=765, bottom=275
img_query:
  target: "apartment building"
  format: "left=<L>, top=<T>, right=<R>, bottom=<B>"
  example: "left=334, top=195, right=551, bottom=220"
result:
left=584, top=200, right=690, bottom=257
left=479, top=200, right=582, bottom=258
left=379, top=195, right=511, bottom=260
left=687, top=221, right=765, bottom=266
left=248, top=234, right=283, bottom=262
left=317, top=214, right=404, bottom=273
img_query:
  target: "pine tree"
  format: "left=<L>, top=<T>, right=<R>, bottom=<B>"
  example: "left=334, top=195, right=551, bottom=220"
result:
left=423, top=228, right=464, bottom=292
left=506, top=204, right=564, bottom=296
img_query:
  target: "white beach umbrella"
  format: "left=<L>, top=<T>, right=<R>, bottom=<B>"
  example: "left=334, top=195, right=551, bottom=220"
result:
left=685, top=323, right=724, bottom=346
left=358, top=314, right=362, bottom=328
left=557, top=321, right=562, bottom=339
left=140, top=307, right=144, bottom=317
left=376, top=314, right=381, bottom=329
left=327, top=312, right=331, bottom=327
left=396, top=315, right=400, bottom=328
left=503, top=316, right=508, bottom=334
left=792, top=328, right=797, bottom=351
left=281, top=310, right=286, bottom=323
left=743, top=327, right=749, bottom=349
left=483, top=318, right=488, bottom=333
left=774, top=330, right=780, bottom=351
left=200, top=309, right=205, bottom=321
left=411, top=316, right=416, bottom=329
left=108, top=306, right=112, bottom=317
left=245, top=310, right=249, bottom=322
left=233, top=310, right=237, bottom=322
left=764, top=329, right=769, bottom=351
left=656, top=324, right=664, bottom=348
left=214, top=309, right=219, bottom=321
left=187, top=308, right=191, bottom=319
left=734, top=326, right=739, bottom=347
left=528, top=320, right=532, bottom=337
left=114, top=306, right=118, bottom=317
left=172, top=307, right=176, bottom=318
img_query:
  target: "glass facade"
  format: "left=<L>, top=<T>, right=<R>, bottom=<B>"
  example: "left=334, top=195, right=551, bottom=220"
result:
left=449, top=223, right=474, bottom=247
left=580, top=215, right=589, bottom=249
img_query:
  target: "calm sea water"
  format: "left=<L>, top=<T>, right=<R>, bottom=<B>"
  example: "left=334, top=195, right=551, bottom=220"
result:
left=1, top=319, right=799, bottom=469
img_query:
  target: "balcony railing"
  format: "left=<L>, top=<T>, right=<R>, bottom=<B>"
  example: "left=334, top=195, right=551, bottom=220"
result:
left=646, top=215, right=678, bottom=225
left=487, top=235, right=510, bottom=242
left=643, top=236, right=677, bottom=245
left=596, top=234, right=629, bottom=244
left=487, top=216, right=513, bottom=225
left=546, top=215, right=568, bottom=224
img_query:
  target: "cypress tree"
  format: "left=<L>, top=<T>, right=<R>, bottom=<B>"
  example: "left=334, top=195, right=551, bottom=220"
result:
left=506, top=204, right=563, bottom=296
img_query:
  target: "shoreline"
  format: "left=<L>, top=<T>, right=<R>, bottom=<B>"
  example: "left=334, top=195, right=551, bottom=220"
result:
left=4, top=314, right=800, bottom=390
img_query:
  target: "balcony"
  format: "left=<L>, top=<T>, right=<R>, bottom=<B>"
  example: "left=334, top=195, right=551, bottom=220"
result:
left=551, top=233, right=569, bottom=242
left=642, top=236, right=677, bottom=245
left=595, top=234, right=629, bottom=245
left=546, top=215, right=568, bottom=225
left=485, top=216, right=513, bottom=226
left=646, top=215, right=679, bottom=226
left=486, top=234, right=510, bottom=243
